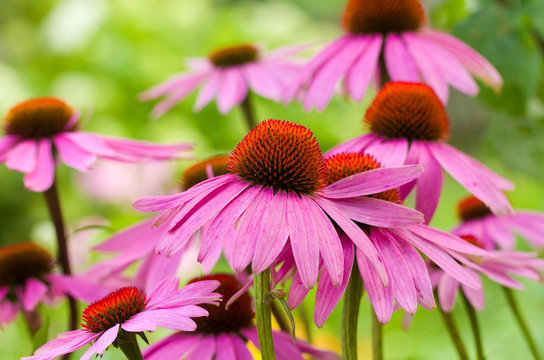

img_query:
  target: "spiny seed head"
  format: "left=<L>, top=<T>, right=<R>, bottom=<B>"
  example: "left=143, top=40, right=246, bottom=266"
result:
left=3, top=97, right=76, bottom=139
left=0, top=242, right=54, bottom=287
left=365, top=82, right=450, bottom=142
left=181, top=155, right=230, bottom=191
left=457, top=196, right=492, bottom=222
left=189, top=274, right=254, bottom=334
left=209, top=44, right=259, bottom=68
left=325, top=153, right=400, bottom=203
left=343, top=0, right=426, bottom=34
left=228, top=119, right=327, bottom=195
left=459, top=235, right=484, bottom=249
left=82, top=287, right=147, bottom=333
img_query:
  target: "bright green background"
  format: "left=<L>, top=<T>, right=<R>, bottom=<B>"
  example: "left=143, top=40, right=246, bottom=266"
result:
left=1, top=0, right=544, bottom=359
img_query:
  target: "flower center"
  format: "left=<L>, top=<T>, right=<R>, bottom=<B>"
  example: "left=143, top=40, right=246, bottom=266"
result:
left=0, top=242, right=54, bottom=288
left=82, top=287, right=148, bottom=333
left=189, top=274, right=254, bottom=334
left=459, top=235, right=484, bottom=249
left=181, top=155, right=230, bottom=191
left=364, top=82, right=450, bottom=142
left=325, top=153, right=400, bottom=203
left=3, top=97, right=76, bottom=139
left=228, top=119, right=327, bottom=195
left=209, top=45, right=259, bottom=68
left=343, top=0, right=425, bottom=34
left=457, top=196, right=492, bottom=222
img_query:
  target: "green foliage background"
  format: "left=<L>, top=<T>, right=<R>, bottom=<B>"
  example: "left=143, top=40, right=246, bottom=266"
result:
left=1, top=0, right=543, bottom=359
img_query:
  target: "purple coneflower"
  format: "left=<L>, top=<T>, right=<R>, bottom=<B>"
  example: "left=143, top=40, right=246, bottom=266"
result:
left=454, top=195, right=544, bottom=250
left=135, top=119, right=425, bottom=289
left=281, top=153, right=486, bottom=325
left=327, top=82, right=514, bottom=222
left=290, top=0, right=502, bottom=111
left=140, top=44, right=302, bottom=118
left=0, top=97, right=192, bottom=192
left=143, top=274, right=338, bottom=360
left=23, top=277, right=221, bottom=360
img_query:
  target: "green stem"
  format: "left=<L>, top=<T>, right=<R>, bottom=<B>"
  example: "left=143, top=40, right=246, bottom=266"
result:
left=503, top=287, right=542, bottom=360
left=270, top=300, right=290, bottom=333
left=23, top=309, right=42, bottom=337
left=461, top=293, right=485, bottom=360
left=300, top=301, right=313, bottom=344
left=342, top=262, right=363, bottom=360
left=43, top=179, right=78, bottom=360
left=255, top=269, right=275, bottom=360
left=117, top=330, right=144, bottom=360
left=239, top=94, right=256, bottom=130
left=371, top=309, right=383, bottom=360
left=437, top=305, right=469, bottom=360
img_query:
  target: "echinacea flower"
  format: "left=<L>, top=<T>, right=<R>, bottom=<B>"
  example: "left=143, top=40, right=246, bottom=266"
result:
left=0, top=97, right=192, bottom=192
left=282, top=153, right=486, bottom=325
left=92, top=155, right=232, bottom=292
left=135, top=120, right=425, bottom=289
left=140, top=44, right=302, bottom=117
left=143, top=274, right=338, bottom=360
left=290, top=0, right=502, bottom=111
left=430, top=235, right=544, bottom=312
left=0, top=242, right=111, bottom=327
left=454, top=195, right=544, bottom=250
left=23, top=277, right=221, bottom=360
left=327, top=82, right=513, bottom=223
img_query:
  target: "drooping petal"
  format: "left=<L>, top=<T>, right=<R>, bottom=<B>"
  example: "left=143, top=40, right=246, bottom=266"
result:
left=0, top=135, right=19, bottom=161
left=24, top=330, right=99, bottom=360
left=140, top=72, right=207, bottom=101
left=461, top=279, right=485, bottom=312
left=415, top=144, right=443, bottom=223
left=244, top=63, right=284, bottom=101
left=384, top=34, right=420, bottom=82
left=216, top=68, right=248, bottom=114
left=103, top=137, right=193, bottom=161
left=194, top=70, right=225, bottom=112
left=5, top=139, right=37, bottom=172
left=215, top=334, right=237, bottom=360
left=53, top=134, right=96, bottom=172
left=345, top=34, right=383, bottom=102
left=80, top=324, right=119, bottom=360
left=184, top=335, right=216, bottom=360
left=143, top=334, right=200, bottom=360
left=438, top=274, right=460, bottom=312
left=324, top=134, right=378, bottom=158
left=23, top=139, right=55, bottom=192
left=287, top=272, right=310, bottom=309
left=364, top=138, right=409, bottom=167
left=410, top=225, right=488, bottom=256
left=321, top=165, right=423, bottom=199
left=121, top=309, right=198, bottom=332
left=22, top=278, right=48, bottom=311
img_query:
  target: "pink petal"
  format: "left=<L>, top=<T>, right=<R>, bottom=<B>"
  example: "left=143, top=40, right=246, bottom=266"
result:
left=304, top=35, right=371, bottom=111
left=244, top=63, right=284, bottom=101
left=384, top=33, right=420, bottom=82
left=22, top=278, right=48, bottom=311
left=364, top=138, right=409, bottom=167
left=346, top=34, right=383, bottom=102
left=481, top=216, right=516, bottom=249
left=322, top=165, right=423, bottom=199
left=103, top=137, right=193, bottom=161
left=438, top=273, right=460, bottom=312
left=25, top=330, right=99, bottom=360
left=414, top=144, right=443, bottom=223
left=215, top=334, right=237, bottom=360
left=329, top=197, right=424, bottom=228
left=53, top=134, right=96, bottom=172
left=430, top=143, right=512, bottom=216
left=122, top=309, right=198, bottom=332
left=5, top=139, right=37, bottom=172
left=0, top=135, right=19, bottom=161
left=80, top=324, right=119, bottom=360
left=24, top=139, right=55, bottom=192
left=410, top=225, right=488, bottom=256
left=231, top=188, right=273, bottom=272
left=403, top=33, right=449, bottom=103
left=461, top=280, right=485, bottom=312
left=194, top=70, right=224, bottom=112
left=287, top=272, right=310, bottom=309
left=143, top=334, right=200, bottom=360
left=185, top=335, right=216, bottom=360
left=216, top=68, right=248, bottom=114
left=140, top=72, right=207, bottom=101
left=252, top=191, right=290, bottom=273
left=287, top=194, right=320, bottom=288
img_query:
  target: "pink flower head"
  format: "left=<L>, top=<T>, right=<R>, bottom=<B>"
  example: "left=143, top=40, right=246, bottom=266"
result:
left=23, top=277, right=221, bottom=360
left=0, top=97, right=193, bottom=192
left=431, top=235, right=544, bottom=312
left=290, top=0, right=502, bottom=111
left=282, top=153, right=487, bottom=325
left=135, top=119, right=425, bottom=289
left=143, top=274, right=338, bottom=360
left=327, top=82, right=514, bottom=223
left=92, top=156, right=232, bottom=292
left=0, top=242, right=111, bottom=327
left=140, top=44, right=302, bottom=117
left=454, top=195, right=544, bottom=250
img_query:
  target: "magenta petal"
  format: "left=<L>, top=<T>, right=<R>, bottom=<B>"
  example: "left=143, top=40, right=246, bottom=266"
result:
left=305, top=197, right=344, bottom=286
left=80, top=324, right=119, bottom=360
left=287, top=272, right=310, bottom=309
left=53, top=134, right=96, bottom=172
left=143, top=334, right=200, bottom=360
left=438, top=274, right=460, bottom=312
left=322, top=165, right=423, bottom=199
left=329, top=197, right=423, bottom=228
left=231, top=188, right=273, bottom=272
left=244, top=63, right=284, bottom=101
left=194, top=70, right=224, bottom=112
left=5, top=139, right=37, bottom=172
left=357, top=247, right=394, bottom=324
left=430, top=142, right=512, bottom=216
left=215, top=334, right=237, bottom=360
left=364, top=138, right=409, bottom=167
left=22, top=278, right=48, bottom=311
left=325, top=134, right=378, bottom=158
left=384, top=34, right=420, bottom=82
left=0, top=135, right=19, bottom=161
left=122, top=309, right=197, bottom=332
left=314, top=237, right=354, bottom=327
left=314, top=196, right=388, bottom=285
left=23, top=139, right=55, bottom=192
left=410, top=225, right=488, bottom=256
left=103, top=137, right=192, bottom=161
left=25, top=330, right=99, bottom=360
left=185, top=335, right=216, bottom=360
left=461, top=282, right=485, bottom=312
left=140, top=72, right=207, bottom=101
left=482, top=217, right=516, bottom=249
left=346, top=34, right=383, bottom=102
left=252, top=191, right=290, bottom=274
left=415, top=144, right=443, bottom=223
left=216, top=68, right=248, bottom=114
left=287, top=194, right=320, bottom=288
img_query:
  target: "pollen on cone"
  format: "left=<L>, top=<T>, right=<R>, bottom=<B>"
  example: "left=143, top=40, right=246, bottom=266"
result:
left=209, top=44, right=259, bottom=67
left=0, top=242, right=54, bottom=287
left=181, top=155, right=230, bottom=190
left=457, top=196, right=493, bottom=222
